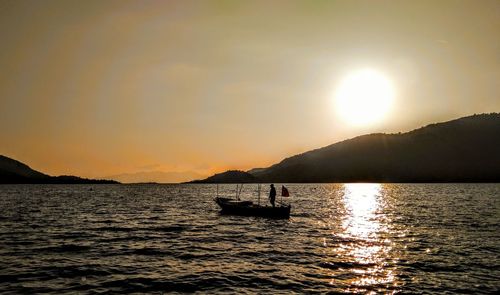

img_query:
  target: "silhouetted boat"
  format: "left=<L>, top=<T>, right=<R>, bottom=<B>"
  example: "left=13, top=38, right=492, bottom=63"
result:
left=215, top=197, right=291, bottom=219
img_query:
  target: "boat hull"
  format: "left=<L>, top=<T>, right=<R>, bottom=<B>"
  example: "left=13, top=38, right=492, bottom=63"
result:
left=215, top=197, right=290, bottom=219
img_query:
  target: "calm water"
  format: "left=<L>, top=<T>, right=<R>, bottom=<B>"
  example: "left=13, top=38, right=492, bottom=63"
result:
left=0, top=183, right=498, bottom=294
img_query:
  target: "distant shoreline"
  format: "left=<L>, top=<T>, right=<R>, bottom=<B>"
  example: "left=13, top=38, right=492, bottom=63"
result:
left=2, top=181, right=498, bottom=185
left=2, top=114, right=499, bottom=185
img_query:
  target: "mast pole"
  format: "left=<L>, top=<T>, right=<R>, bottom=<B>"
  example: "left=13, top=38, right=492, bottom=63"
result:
left=280, top=185, right=283, bottom=205
left=257, top=184, right=261, bottom=206
left=237, top=183, right=243, bottom=200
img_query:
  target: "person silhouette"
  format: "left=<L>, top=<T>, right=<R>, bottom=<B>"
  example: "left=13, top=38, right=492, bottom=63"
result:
left=269, top=184, right=276, bottom=207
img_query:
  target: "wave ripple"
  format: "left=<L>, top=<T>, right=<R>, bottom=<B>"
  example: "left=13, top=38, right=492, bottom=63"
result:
left=0, top=183, right=499, bottom=294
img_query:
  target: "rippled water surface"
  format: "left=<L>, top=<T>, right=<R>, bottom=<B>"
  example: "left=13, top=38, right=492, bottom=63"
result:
left=0, top=183, right=499, bottom=294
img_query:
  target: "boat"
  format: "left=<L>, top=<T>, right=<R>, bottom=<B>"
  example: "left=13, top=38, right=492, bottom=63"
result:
left=215, top=197, right=291, bottom=219
left=214, top=184, right=291, bottom=219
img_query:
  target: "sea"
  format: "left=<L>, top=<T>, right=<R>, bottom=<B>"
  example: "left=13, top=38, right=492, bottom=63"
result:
left=0, top=183, right=498, bottom=294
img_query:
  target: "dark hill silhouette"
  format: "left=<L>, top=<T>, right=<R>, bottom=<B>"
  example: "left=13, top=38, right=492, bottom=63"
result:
left=190, top=170, right=257, bottom=183
left=0, top=155, right=118, bottom=184
left=0, top=155, right=49, bottom=181
left=195, top=114, right=500, bottom=183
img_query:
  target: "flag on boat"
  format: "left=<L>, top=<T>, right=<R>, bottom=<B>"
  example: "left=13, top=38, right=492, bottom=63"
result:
left=281, top=185, right=290, bottom=197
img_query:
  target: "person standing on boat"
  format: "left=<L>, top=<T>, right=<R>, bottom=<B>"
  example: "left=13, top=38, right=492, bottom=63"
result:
left=269, top=184, right=276, bottom=207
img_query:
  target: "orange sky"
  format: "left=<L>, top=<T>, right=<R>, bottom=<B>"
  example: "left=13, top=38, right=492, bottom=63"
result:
left=0, top=0, right=499, bottom=182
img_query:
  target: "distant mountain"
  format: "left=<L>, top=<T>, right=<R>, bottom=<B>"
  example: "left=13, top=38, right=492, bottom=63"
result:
left=0, top=155, right=118, bottom=184
left=195, top=114, right=500, bottom=183
left=191, top=170, right=257, bottom=183
left=0, top=155, right=49, bottom=182
left=247, top=167, right=266, bottom=174
left=107, top=170, right=207, bottom=183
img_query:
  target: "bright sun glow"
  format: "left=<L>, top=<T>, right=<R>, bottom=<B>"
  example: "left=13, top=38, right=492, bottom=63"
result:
left=335, top=69, right=395, bottom=126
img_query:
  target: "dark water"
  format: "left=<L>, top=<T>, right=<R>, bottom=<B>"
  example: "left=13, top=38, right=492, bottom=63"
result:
left=0, top=183, right=498, bottom=294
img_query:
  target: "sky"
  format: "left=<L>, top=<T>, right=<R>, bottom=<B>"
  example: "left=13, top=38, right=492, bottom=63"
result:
left=0, top=0, right=499, bottom=182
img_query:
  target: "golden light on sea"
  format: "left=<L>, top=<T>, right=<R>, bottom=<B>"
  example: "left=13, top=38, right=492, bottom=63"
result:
left=337, top=183, right=395, bottom=291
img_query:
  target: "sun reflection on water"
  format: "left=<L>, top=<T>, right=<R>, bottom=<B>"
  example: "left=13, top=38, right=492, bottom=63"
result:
left=342, top=183, right=382, bottom=240
left=328, top=183, right=396, bottom=292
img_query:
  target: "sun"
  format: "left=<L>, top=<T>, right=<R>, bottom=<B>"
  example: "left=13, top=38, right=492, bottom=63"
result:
left=334, top=69, right=395, bottom=126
